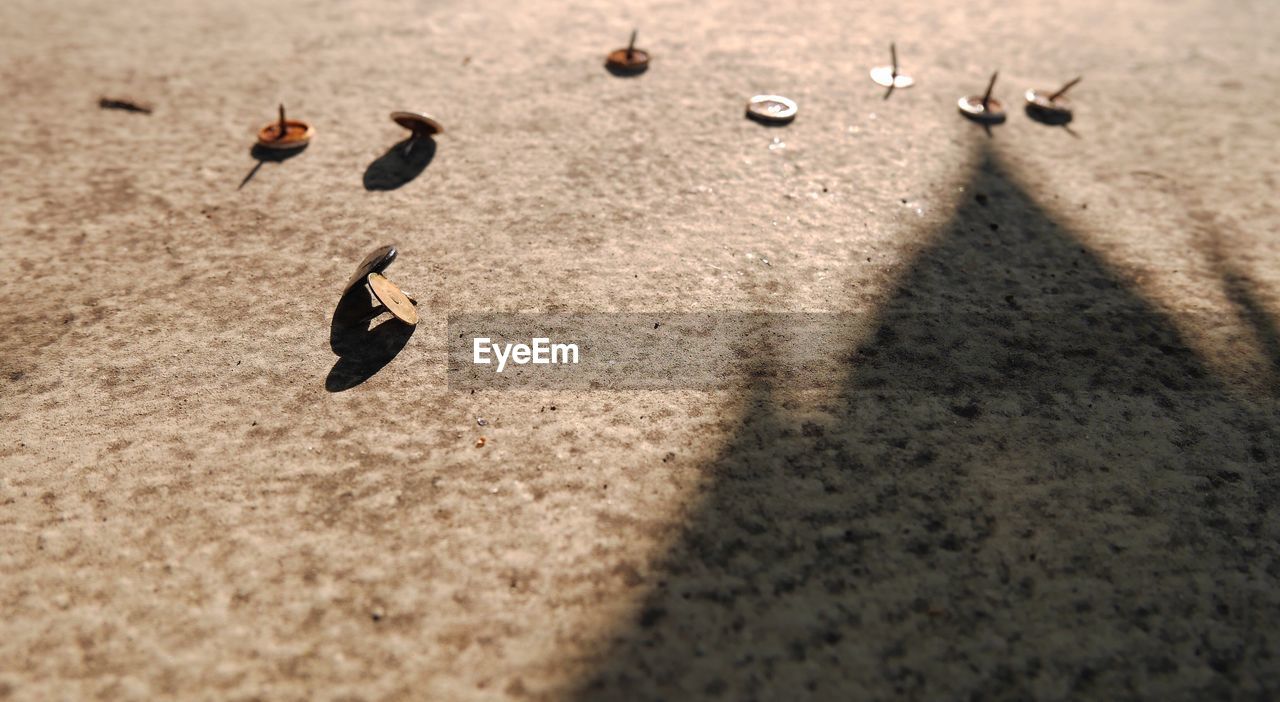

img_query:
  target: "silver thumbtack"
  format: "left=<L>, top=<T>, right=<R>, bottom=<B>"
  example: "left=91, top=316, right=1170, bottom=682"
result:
left=870, top=43, right=914, bottom=98
left=390, top=111, right=443, bottom=156
left=1025, top=76, right=1081, bottom=125
left=606, top=29, right=650, bottom=74
left=256, top=103, right=314, bottom=149
left=745, top=95, right=798, bottom=125
left=958, top=71, right=1006, bottom=124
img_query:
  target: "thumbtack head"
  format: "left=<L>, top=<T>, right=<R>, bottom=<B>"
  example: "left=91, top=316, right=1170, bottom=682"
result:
left=745, top=95, right=798, bottom=125
left=256, top=104, right=314, bottom=150
left=391, top=111, right=444, bottom=137
left=958, top=71, right=1006, bottom=124
left=606, top=30, right=649, bottom=74
left=367, top=273, right=419, bottom=326
left=344, top=244, right=398, bottom=293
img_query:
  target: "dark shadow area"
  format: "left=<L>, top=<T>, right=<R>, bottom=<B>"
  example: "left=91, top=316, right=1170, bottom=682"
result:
left=363, top=137, right=436, bottom=191
left=239, top=144, right=307, bottom=190
left=326, top=285, right=415, bottom=392
left=98, top=97, right=152, bottom=114
left=573, top=150, right=1279, bottom=699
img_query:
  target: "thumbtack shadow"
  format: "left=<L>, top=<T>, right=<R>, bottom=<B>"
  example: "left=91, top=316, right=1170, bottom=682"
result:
left=238, top=144, right=307, bottom=190
left=325, top=285, right=415, bottom=392
left=363, top=137, right=436, bottom=191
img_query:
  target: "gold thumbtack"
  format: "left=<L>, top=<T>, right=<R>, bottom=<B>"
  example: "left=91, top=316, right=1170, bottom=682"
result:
left=341, top=244, right=419, bottom=327
left=746, top=95, right=798, bottom=125
left=870, top=43, right=914, bottom=98
left=606, top=29, right=650, bottom=74
left=1025, top=76, right=1081, bottom=125
left=390, top=111, right=443, bottom=156
left=256, top=104, right=314, bottom=150
left=958, top=71, right=1006, bottom=124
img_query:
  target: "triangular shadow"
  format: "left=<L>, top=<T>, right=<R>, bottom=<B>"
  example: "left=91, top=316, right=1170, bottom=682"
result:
left=572, top=151, right=1278, bottom=699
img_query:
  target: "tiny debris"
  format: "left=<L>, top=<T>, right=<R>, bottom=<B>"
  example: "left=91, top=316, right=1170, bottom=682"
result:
left=99, top=97, right=152, bottom=114
left=475, top=437, right=486, bottom=448
left=476, top=417, right=488, bottom=426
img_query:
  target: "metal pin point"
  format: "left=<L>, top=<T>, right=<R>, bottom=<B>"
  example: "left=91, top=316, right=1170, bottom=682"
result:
left=958, top=71, right=1006, bottom=124
left=606, top=29, right=650, bottom=74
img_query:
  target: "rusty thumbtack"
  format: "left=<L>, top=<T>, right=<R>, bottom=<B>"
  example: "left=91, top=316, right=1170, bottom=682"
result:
left=1026, top=76, right=1081, bottom=125
left=958, top=70, right=1006, bottom=124
left=256, top=103, right=314, bottom=150
left=341, top=244, right=419, bottom=326
left=870, top=42, right=914, bottom=97
left=606, top=29, right=650, bottom=75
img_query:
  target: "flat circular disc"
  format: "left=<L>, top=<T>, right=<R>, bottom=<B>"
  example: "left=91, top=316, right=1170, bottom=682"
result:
left=605, top=48, right=649, bottom=72
left=256, top=120, right=314, bottom=149
left=746, top=95, right=798, bottom=124
left=957, top=96, right=1006, bottom=124
left=870, top=66, right=914, bottom=88
left=368, top=273, right=418, bottom=326
left=391, top=111, right=443, bottom=136
left=344, top=244, right=398, bottom=292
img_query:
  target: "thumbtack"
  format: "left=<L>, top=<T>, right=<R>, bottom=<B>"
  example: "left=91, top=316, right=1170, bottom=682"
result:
left=1025, top=76, right=1081, bottom=125
left=958, top=71, right=1005, bottom=124
left=341, top=244, right=419, bottom=326
left=606, top=29, right=650, bottom=74
left=870, top=43, right=914, bottom=97
left=746, top=95, right=798, bottom=125
left=256, top=104, right=314, bottom=150
left=390, top=111, right=443, bottom=156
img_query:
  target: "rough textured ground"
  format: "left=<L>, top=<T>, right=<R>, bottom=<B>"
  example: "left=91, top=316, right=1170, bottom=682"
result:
left=2, top=0, right=1279, bottom=699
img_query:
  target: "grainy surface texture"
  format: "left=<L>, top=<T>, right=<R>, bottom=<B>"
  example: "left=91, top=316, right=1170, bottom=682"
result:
left=2, top=0, right=1279, bottom=700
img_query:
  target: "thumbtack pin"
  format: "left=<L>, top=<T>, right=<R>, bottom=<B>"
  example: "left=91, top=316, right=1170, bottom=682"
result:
left=870, top=43, right=914, bottom=98
left=958, top=71, right=1006, bottom=125
left=390, top=111, right=443, bottom=157
left=1025, top=76, right=1081, bottom=125
left=606, top=29, right=650, bottom=75
left=745, top=95, right=798, bottom=125
left=256, top=103, right=314, bottom=150
left=339, top=245, right=419, bottom=326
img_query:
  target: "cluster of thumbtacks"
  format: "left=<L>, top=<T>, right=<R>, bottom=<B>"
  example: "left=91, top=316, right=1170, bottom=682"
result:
left=311, top=34, right=1082, bottom=328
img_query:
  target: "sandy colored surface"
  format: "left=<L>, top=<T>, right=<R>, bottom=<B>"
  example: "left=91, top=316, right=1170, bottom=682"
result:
left=2, top=0, right=1279, bottom=699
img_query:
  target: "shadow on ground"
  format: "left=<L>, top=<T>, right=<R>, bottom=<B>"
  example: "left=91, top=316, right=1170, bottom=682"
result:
left=363, top=137, right=436, bottom=191
left=572, top=151, right=1280, bottom=699
left=238, top=143, right=307, bottom=190
left=326, top=285, right=415, bottom=392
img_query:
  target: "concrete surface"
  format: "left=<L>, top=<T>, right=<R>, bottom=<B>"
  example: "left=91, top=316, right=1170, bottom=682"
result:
left=1, top=0, right=1278, bottom=699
